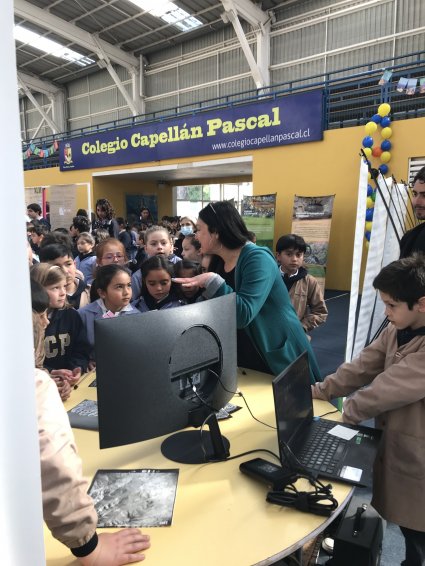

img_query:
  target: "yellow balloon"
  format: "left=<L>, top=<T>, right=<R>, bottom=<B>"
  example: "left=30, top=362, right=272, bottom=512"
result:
left=365, top=241, right=369, bottom=249
left=381, top=127, right=392, bottom=139
left=365, top=221, right=373, bottom=232
left=378, top=103, right=391, bottom=117
left=381, top=151, right=391, bottom=163
left=363, top=147, right=372, bottom=158
left=364, top=121, right=378, bottom=135
left=366, top=197, right=374, bottom=209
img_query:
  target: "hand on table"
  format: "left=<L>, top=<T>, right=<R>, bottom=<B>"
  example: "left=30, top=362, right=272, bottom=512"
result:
left=51, top=376, right=72, bottom=401
left=78, top=530, right=151, bottom=566
left=51, top=367, right=81, bottom=386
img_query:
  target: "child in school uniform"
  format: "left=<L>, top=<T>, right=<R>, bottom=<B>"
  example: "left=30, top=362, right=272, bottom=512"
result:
left=276, top=234, right=328, bottom=335
left=131, top=225, right=182, bottom=300
left=132, top=256, right=183, bottom=313
left=181, top=234, right=203, bottom=263
left=75, top=232, right=96, bottom=285
left=174, top=260, right=203, bottom=303
left=312, top=254, right=425, bottom=565
left=30, top=263, right=90, bottom=376
left=39, top=243, right=90, bottom=309
left=89, top=238, right=127, bottom=302
left=78, top=264, right=139, bottom=366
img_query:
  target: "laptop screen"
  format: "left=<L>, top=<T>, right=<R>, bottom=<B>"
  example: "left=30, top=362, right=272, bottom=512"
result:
left=272, top=351, right=313, bottom=449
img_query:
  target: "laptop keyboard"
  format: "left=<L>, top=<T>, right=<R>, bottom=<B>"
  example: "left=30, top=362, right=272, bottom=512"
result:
left=296, top=419, right=347, bottom=475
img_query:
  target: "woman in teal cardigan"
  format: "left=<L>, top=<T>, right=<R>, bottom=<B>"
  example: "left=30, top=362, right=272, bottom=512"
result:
left=174, top=201, right=321, bottom=383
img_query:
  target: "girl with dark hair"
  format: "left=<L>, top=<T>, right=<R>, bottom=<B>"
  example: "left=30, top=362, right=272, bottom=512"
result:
left=181, top=234, right=202, bottom=262
left=174, top=201, right=321, bottom=383
left=92, top=198, right=119, bottom=238
left=132, top=256, right=183, bottom=313
left=174, top=260, right=202, bottom=303
left=78, top=264, right=138, bottom=365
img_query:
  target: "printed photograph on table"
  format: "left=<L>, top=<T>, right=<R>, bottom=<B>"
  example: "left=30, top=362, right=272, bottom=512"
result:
left=88, top=469, right=179, bottom=528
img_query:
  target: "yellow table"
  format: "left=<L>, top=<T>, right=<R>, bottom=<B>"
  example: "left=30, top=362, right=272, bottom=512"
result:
left=45, top=369, right=352, bottom=565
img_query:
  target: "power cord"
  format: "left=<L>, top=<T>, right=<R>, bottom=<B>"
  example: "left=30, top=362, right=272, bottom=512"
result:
left=265, top=441, right=338, bottom=517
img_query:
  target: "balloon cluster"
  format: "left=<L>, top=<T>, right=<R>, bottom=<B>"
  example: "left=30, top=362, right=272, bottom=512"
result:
left=361, top=103, right=393, bottom=243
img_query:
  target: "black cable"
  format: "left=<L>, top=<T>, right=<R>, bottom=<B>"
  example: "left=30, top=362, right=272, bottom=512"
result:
left=266, top=477, right=338, bottom=517
left=208, top=368, right=276, bottom=430
left=225, top=448, right=280, bottom=463
left=317, top=408, right=340, bottom=418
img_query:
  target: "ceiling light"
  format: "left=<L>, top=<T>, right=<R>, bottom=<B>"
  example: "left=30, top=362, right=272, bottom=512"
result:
left=129, top=0, right=202, bottom=31
left=14, top=25, right=95, bottom=67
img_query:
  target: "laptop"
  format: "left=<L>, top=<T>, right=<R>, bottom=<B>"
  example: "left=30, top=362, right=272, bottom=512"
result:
left=272, top=351, right=382, bottom=487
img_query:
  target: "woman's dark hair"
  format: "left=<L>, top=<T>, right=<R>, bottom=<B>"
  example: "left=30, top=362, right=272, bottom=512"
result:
left=95, top=198, right=115, bottom=220
left=198, top=201, right=250, bottom=249
left=76, top=208, right=88, bottom=218
left=373, top=253, right=425, bottom=310
left=54, top=227, right=70, bottom=235
left=276, top=234, right=307, bottom=254
left=174, top=260, right=202, bottom=278
left=30, top=279, right=50, bottom=313
left=95, top=264, right=131, bottom=292
left=183, top=233, right=201, bottom=251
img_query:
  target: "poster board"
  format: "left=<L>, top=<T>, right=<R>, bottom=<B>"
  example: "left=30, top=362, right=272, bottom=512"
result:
left=241, top=194, right=276, bottom=250
left=291, top=195, right=335, bottom=291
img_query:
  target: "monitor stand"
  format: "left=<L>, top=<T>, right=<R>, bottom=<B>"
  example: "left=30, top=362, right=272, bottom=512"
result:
left=160, top=414, right=230, bottom=464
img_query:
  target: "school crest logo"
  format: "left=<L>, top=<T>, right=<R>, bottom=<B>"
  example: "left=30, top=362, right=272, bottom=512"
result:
left=64, top=143, right=73, bottom=165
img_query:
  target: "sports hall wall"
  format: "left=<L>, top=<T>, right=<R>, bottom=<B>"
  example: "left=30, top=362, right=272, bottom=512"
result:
left=23, top=115, right=424, bottom=290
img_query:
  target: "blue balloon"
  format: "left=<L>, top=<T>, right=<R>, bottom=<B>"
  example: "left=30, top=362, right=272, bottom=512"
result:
left=365, top=208, right=374, bottom=221
left=371, top=114, right=382, bottom=124
left=365, top=231, right=371, bottom=241
left=362, top=136, right=374, bottom=148
left=381, top=116, right=391, bottom=127
left=367, top=184, right=374, bottom=196
left=381, top=140, right=392, bottom=151
left=379, top=164, right=389, bottom=175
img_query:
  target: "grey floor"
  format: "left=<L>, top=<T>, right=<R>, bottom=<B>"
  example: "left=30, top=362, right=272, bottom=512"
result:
left=309, top=291, right=405, bottom=566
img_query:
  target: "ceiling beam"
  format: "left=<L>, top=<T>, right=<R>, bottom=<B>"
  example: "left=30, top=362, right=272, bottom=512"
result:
left=14, top=0, right=139, bottom=72
left=220, top=0, right=271, bottom=88
left=17, top=71, right=61, bottom=96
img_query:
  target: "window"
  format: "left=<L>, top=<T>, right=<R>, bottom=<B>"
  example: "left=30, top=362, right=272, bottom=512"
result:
left=176, top=182, right=252, bottom=218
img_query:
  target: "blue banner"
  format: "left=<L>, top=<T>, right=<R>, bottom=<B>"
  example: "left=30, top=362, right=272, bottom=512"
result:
left=60, top=90, right=323, bottom=171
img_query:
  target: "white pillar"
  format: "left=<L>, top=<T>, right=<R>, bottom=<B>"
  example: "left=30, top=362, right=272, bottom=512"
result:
left=0, top=1, right=45, bottom=564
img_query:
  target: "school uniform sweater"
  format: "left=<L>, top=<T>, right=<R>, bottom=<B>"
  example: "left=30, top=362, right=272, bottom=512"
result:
left=78, top=299, right=139, bottom=358
left=44, top=308, right=90, bottom=372
left=75, top=252, right=96, bottom=285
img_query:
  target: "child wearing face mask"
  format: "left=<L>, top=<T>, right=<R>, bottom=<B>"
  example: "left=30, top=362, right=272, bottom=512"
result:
left=174, top=216, right=197, bottom=257
left=131, top=226, right=181, bottom=300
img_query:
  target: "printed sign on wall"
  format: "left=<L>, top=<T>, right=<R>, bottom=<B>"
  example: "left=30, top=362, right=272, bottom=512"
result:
left=241, top=194, right=276, bottom=250
left=60, top=90, right=324, bottom=171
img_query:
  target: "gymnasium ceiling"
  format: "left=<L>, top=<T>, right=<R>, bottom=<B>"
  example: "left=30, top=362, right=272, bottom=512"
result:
left=15, top=0, right=283, bottom=85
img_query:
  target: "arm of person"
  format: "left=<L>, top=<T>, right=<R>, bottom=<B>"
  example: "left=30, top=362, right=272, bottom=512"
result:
left=36, top=369, right=150, bottom=563
left=342, top=349, right=425, bottom=424
left=175, top=247, right=279, bottom=329
left=302, top=276, right=328, bottom=332
left=312, top=329, right=388, bottom=401
left=69, top=310, right=91, bottom=372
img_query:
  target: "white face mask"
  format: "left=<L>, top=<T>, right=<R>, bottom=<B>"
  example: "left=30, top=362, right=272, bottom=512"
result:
left=180, top=226, right=193, bottom=236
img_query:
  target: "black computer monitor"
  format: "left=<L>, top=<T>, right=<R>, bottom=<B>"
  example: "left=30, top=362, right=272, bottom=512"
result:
left=94, top=294, right=237, bottom=464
